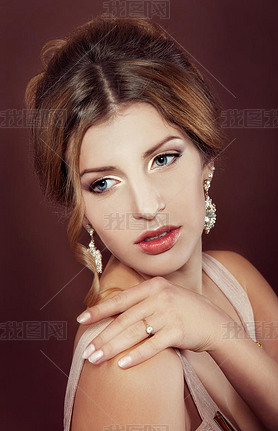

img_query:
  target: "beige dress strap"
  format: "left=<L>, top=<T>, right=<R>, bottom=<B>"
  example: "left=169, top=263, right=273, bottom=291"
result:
left=169, top=251, right=257, bottom=430
left=63, top=317, right=115, bottom=431
left=174, top=348, right=239, bottom=430
left=201, top=252, right=257, bottom=342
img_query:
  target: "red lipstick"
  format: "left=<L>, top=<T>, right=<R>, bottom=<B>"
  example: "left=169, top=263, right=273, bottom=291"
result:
left=134, top=225, right=181, bottom=255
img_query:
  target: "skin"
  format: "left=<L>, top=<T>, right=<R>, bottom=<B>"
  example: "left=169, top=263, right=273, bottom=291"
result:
left=79, top=101, right=212, bottom=293
left=73, top=101, right=278, bottom=430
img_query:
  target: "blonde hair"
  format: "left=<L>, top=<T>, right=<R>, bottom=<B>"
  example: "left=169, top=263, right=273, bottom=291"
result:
left=25, top=13, right=226, bottom=307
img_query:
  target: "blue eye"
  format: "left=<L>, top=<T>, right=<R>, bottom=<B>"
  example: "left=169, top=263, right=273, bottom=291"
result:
left=89, top=178, right=116, bottom=194
left=154, top=153, right=178, bottom=167
left=87, top=152, right=181, bottom=195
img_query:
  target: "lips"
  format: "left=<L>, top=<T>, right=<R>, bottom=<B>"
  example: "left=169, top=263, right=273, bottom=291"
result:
left=134, top=225, right=180, bottom=244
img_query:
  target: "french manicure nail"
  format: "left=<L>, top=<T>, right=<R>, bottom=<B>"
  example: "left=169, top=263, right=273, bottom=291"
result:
left=82, top=344, right=96, bottom=359
left=88, top=350, right=104, bottom=363
left=77, top=311, right=91, bottom=323
left=118, top=356, right=132, bottom=368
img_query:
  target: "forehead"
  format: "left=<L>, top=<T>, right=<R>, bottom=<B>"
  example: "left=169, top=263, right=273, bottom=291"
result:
left=80, top=102, right=187, bottom=152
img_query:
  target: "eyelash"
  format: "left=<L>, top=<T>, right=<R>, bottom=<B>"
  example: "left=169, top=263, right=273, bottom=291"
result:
left=87, top=151, right=182, bottom=195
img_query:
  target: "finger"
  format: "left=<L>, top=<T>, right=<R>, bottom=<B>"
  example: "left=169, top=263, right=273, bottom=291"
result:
left=117, top=329, right=171, bottom=369
left=82, top=297, right=154, bottom=353
left=77, top=277, right=162, bottom=324
left=84, top=314, right=163, bottom=364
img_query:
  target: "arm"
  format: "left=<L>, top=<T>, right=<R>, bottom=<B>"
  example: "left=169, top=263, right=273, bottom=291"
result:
left=71, top=340, right=188, bottom=430
left=206, top=251, right=278, bottom=431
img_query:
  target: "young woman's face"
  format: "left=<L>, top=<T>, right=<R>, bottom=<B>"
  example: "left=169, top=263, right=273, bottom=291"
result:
left=79, top=102, right=213, bottom=277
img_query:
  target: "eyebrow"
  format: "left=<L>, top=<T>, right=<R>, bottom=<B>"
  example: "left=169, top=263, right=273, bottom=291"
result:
left=80, top=135, right=183, bottom=177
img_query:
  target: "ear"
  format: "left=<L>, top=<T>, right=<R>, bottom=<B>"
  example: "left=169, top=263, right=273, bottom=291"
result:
left=82, top=214, right=91, bottom=231
left=202, top=161, right=215, bottom=183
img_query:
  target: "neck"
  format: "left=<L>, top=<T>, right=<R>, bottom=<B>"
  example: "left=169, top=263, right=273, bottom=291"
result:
left=135, top=238, right=205, bottom=295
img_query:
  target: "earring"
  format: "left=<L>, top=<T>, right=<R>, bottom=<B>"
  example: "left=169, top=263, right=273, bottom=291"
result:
left=86, top=224, right=102, bottom=273
left=203, top=166, right=216, bottom=234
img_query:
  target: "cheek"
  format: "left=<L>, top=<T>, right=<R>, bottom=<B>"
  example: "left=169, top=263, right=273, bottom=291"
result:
left=83, top=194, right=129, bottom=246
left=83, top=194, right=109, bottom=232
left=82, top=171, right=206, bottom=249
left=196, top=192, right=206, bottom=230
left=178, top=176, right=206, bottom=226
left=195, top=182, right=206, bottom=215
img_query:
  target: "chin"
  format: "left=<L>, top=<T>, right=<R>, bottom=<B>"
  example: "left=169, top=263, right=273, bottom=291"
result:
left=132, top=249, right=194, bottom=277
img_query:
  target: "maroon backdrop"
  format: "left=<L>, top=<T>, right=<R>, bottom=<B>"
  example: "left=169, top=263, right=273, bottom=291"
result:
left=1, top=1, right=277, bottom=429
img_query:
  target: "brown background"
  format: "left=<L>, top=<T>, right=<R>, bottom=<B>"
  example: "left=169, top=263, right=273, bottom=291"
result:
left=1, top=1, right=277, bottom=429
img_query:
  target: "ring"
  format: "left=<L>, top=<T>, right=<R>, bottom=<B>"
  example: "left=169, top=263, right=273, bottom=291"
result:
left=142, top=318, right=155, bottom=336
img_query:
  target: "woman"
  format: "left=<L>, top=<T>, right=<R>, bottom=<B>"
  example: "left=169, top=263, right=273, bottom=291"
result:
left=25, top=14, right=278, bottom=431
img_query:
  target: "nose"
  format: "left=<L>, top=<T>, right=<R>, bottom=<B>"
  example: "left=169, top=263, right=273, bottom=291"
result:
left=130, top=177, right=166, bottom=220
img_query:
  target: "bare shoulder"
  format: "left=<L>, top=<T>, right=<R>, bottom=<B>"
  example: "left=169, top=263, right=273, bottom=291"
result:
left=72, top=257, right=146, bottom=354
left=204, top=250, right=250, bottom=292
left=204, top=250, right=278, bottom=359
left=71, top=258, right=189, bottom=429
left=203, top=249, right=276, bottom=299
left=71, top=337, right=187, bottom=430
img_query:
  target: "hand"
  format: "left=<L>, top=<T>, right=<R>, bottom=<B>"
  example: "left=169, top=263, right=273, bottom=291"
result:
left=76, top=276, right=234, bottom=368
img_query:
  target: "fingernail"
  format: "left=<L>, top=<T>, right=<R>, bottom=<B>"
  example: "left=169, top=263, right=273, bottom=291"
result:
left=82, top=344, right=96, bottom=359
left=118, top=356, right=132, bottom=368
left=88, top=350, right=104, bottom=364
left=77, top=311, right=91, bottom=323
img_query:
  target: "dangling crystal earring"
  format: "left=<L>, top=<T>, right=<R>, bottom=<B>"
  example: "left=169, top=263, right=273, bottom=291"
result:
left=86, top=224, right=102, bottom=273
left=203, top=166, right=216, bottom=234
